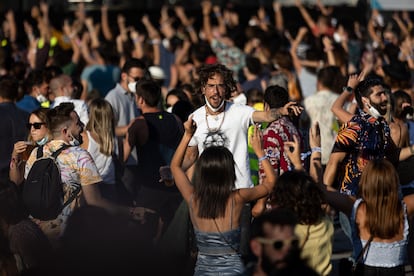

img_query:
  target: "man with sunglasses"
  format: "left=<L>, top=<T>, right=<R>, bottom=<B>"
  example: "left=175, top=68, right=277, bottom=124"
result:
left=245, top=208, right=318, bottom=276
left=105, top=58, right=148, bottom=204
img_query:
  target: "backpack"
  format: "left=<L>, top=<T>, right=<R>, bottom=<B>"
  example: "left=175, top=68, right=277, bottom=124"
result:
left=22, top=145, right=80, bottom=220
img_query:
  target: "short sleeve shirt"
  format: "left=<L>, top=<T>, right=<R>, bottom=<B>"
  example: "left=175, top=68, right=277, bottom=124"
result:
left=332, top=110, right=400, bottom=195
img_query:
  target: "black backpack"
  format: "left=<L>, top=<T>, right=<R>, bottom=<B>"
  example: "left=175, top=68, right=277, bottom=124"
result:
left=22, top=145, right=80, bottom=220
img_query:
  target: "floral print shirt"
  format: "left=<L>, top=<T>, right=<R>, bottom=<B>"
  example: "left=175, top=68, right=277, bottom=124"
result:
left=332, top=109, right=400, bottom=195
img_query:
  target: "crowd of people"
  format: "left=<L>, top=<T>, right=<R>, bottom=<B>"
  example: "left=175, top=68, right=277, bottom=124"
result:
left=1, top=0, right=414, bottom=275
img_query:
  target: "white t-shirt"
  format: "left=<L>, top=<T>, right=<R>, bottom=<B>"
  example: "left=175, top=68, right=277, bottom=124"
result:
left=189, top=101, right=255, bottom=189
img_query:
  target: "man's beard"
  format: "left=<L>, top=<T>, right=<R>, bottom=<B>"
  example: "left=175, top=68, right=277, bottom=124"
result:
left=260, top=247, right=302, bottom=274
left=370, top=101, right=388, bottom=116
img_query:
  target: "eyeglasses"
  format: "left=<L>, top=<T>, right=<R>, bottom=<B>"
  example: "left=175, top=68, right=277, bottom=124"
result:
left=205, top=83, right=226, bottom=92
left=256, top=237, right=299, bottom=250
left=27, top=122, right=45, bottom=130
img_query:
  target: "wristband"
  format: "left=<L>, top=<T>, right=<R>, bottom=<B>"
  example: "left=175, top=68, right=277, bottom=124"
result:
left=258, top=155, right=267, bottom=162
left=342, top=86, right=353, bottom=93
left=311, top=147, right=322, bottom=153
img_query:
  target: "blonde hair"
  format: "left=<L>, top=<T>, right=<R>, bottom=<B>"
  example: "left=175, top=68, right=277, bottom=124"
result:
left=86, top=98, right=115, bottom=156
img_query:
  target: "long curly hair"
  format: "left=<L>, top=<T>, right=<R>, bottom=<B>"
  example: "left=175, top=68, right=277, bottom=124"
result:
left=194, top=63, right=237, bottom=100
left=271, top=170, right=326, bottom=225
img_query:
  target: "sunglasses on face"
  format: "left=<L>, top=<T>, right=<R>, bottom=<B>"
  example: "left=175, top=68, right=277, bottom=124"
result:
left=27, top=122, right=45, bottom=130
left=256, top=237, right=299, bottom=250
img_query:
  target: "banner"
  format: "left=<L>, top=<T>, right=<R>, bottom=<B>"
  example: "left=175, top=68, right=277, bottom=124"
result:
left=371, top=0, right=414, bottom=11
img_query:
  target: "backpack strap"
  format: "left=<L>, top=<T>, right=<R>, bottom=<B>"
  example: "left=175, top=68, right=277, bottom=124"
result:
left=51, top=144, right=77, bottom=210
left=62, top=185, right=81, bottom=209
left=51, top=144, right=69, bottom=159
left=36, top=145, right=44, bottom=159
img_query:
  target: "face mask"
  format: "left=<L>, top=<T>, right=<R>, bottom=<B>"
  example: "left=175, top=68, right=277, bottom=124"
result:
left=333, top=32, right=342, bottom=43
left=36, top=94, right=48, bottom=103
left=69, top=133, right=81, bottom=146
left=204, top=96, right=225, bottom=113
left=36, top=136, right=48, bottom=146
left=162, top=38, right=170, bottom=50
left=368, top=105, right=382, bottom=119
left=127, top=81, right=137, bottom=93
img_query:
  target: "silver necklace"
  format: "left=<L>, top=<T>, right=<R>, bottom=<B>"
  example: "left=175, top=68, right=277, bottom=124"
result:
left=205, top=103, right=226, bottom=133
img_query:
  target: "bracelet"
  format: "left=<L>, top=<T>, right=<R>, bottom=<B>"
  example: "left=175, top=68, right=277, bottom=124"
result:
left=258, top=155, right=267, bottom=162
left=311, top=147, right=322, bottom=153
left=342, top=86, right=354, bottom=93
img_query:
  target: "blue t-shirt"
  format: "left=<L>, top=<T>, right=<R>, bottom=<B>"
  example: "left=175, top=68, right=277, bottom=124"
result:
left=16, top=95, right=41, bottom=113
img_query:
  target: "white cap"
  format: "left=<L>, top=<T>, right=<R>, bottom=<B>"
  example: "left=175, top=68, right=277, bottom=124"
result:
left=149, top=66, right=165, bottom=80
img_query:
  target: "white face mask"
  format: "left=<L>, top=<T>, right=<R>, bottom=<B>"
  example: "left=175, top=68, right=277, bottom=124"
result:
left=36, top=94, right=48, bottom=103
left=36, top=136, right=48, bottom=146
left=368, top=105, right=382, bottom=119
left=333, top=32, right=342, bottom=43
left=69, top=133, right=81, bottom=146
left=127, top=81, right=137, bottom=93
left=162, top=38, right=170, bottom=50
left=204, top=96, right=225, bottom=113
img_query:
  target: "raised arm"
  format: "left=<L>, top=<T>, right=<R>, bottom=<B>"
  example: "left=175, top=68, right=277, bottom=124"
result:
left=252, top=101, right=303, bottom=123
left=100, top=4, right=113, bottom=41
left=5, top=10, right=17, bottom=44
left=273, top=1, right=284, bottom=33
left=331, top=71, right=364, bottom=124
left=201, top=0, right=214, bottom=43
left=213, top=4, right=227, bottom=36
left=295, top=0, right=316, bottom=31
left=175, top=5, right=198, bottom=44
left=238, top=126, right=276, bottom=202
left=171, top=117, right=197, bottom=203
left=142, top=14, right=161, bottom=65
left=290, top=26, right=308, bottom=75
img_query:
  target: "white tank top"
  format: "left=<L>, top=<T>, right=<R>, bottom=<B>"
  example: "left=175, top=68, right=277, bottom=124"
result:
left=86, top=131, right=115, bottom=184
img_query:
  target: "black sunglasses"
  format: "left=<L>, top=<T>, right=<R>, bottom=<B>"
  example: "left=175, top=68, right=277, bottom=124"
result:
left=27, top=122, right=45, bottom=130
left=256, top=237, right=299, bottom=250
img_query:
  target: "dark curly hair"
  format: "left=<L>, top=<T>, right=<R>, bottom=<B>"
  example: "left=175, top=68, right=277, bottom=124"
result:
left=194, top=63, right=237, bottom=100
left=271, top=170, right=326, bottom=225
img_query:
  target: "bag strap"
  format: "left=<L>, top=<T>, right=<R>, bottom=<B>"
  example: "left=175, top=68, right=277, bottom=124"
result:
left=51, top=144, right=69, bottom=159
left=62, top=185, right=81, bottom=210
left=36, top=145, right=44, bottom=159
left=353, top=235, right=374, bottom=267
left=51, top=144, right=78, bottom=210
left=213, top=219, right=239, bottom=254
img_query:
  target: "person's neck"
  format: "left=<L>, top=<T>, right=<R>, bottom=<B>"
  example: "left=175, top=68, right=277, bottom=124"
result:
left=0, top=97, right=12, bottom=103
left=141, top=106, right=161, bottom=114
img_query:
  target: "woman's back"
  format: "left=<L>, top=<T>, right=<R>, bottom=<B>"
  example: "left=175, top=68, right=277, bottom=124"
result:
left=189, top=194, right=244, bottom=276
left=352, top=199, right=408, bottom=268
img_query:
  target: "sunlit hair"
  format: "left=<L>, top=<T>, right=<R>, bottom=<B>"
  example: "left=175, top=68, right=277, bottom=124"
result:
left=271, top=170, right=325, bottom=225
left=28, top=108, right=50, bottom=142
left=192, top=146, right=236, bottom=219
left=359, top=159, right=402, bottom=239
left=86, top=98, right=115, bottom=156
left=195, top=63, right=237, bottom=100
